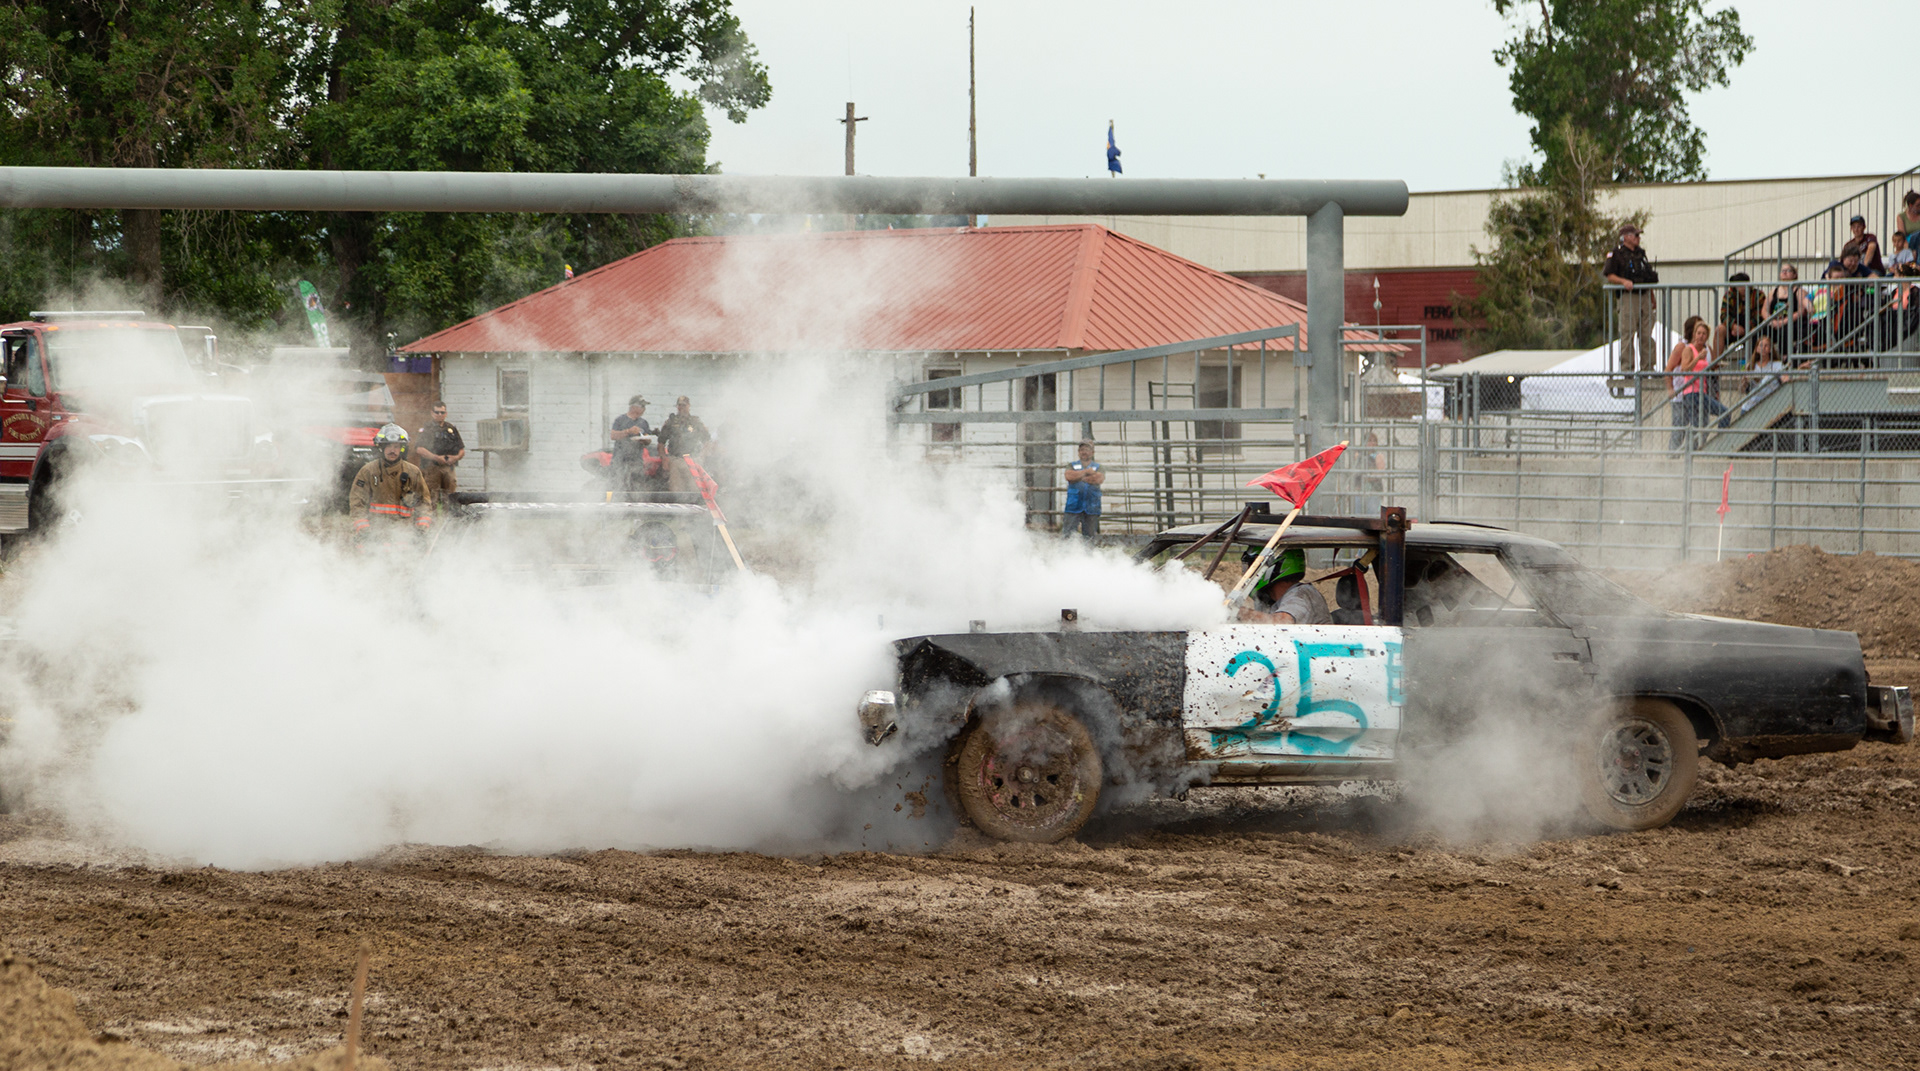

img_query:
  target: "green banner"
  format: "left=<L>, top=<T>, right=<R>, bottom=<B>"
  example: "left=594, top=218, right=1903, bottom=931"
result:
left=297, top=280, right=331, bottom=347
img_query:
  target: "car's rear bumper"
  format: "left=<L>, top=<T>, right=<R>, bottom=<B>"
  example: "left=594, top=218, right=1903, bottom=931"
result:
left=1867, top=685, right=1914, bottom=744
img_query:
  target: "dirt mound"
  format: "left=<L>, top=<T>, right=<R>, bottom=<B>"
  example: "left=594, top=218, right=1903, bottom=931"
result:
left=0, top=948, right=386, bottom=1071
left=1621, top=544, right=1920, bottom=657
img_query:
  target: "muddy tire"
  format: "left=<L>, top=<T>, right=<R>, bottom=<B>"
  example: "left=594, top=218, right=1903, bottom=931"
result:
left=1578, top=698, right=1699, bottom=832
left=950, top=700, right=1102, bottom=844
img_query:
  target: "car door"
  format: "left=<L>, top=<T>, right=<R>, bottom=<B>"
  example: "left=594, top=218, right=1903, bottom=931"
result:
left=0, top=331, right=49, bottom=531
left=1183, top=623, right=1403, bottom=762
left=1398, top=546, right=1597, bottom=751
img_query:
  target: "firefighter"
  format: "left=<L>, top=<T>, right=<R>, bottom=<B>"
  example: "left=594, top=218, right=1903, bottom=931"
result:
left=348, top=424, right=433, bottom=546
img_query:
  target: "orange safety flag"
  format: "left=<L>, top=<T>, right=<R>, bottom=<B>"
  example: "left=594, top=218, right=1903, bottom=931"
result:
left=1246, top=443, right=1347, bottom=508
left=684, top=456, right=726, bottom=524
left=1717, top=462, right=1733, bottom=519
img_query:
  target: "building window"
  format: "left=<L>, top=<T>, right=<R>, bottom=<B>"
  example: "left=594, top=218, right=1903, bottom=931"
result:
left=498, top=368, right=530, bottom=412
left=926, top=367, right=959, bottom=444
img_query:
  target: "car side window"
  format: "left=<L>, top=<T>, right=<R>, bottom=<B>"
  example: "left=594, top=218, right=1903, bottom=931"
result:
left=1404, top=550, right=1550, bottom=627
left=21, top=336, right=45, bottom=396
left=3, top=336, right=25, bottom=393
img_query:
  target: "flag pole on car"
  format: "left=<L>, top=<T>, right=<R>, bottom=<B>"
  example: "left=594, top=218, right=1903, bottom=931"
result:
left=684, top=457, right=748, bottom=572
left=1224, top=442, right=1347, bottom=610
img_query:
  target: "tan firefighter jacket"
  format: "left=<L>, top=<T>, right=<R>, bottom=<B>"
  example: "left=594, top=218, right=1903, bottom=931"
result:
left=348, top=457, right=433, bottom=531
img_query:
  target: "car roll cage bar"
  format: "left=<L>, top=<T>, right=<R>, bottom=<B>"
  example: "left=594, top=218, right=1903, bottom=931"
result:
left=1163, top=503, right=1409, bottom=626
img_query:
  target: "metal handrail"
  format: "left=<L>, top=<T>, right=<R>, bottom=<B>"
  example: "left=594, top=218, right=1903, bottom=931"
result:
left=1723, top=164, right=1920, bottom=279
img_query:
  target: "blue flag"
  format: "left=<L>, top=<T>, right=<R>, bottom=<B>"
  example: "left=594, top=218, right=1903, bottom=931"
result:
left=1107, top=121, right=1122, bottom=175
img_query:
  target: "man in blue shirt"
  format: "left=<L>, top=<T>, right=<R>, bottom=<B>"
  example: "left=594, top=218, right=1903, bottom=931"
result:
left=610, top=395, right=653, bottom=491
left=1061, top=439, right=1104, bottom=540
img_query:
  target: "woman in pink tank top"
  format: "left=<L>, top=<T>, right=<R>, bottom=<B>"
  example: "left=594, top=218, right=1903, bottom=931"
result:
left=1667, top=317, right=1721, bottom=449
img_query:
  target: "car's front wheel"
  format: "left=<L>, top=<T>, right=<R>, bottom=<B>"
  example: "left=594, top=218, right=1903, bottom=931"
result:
left=1578, top=698, right=1699, bottom=831
left=950, top=699, right=1102, bottom=843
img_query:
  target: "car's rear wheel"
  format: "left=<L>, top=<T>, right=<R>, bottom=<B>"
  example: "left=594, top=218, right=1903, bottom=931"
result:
left=951, top=700, right=1102, bottom=843
left=1578, top=698, right=1699, bottom=832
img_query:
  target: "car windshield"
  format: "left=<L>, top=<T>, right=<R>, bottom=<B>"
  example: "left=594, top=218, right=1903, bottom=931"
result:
left=45, top=327, right=198, bottom=392
left=1506, top=546, right=1660, bottom=617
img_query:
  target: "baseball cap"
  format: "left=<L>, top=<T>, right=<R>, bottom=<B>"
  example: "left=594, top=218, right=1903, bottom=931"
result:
left=1619, top=223, right=1641, bottom=236
left=628, top=394, right=649, bottom=406
left=1850, top=214, right=1866, bottom=226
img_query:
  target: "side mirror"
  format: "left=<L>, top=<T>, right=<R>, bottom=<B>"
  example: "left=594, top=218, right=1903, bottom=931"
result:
left=0, top=374, right=7, bottom=395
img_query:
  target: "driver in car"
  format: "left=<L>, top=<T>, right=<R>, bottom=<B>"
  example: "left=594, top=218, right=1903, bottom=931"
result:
left=1237, top=548, right=1331, bottom=625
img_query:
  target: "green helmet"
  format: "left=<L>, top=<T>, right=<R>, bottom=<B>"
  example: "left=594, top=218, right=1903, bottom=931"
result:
left=1252, top=548, right=1306, bottom=598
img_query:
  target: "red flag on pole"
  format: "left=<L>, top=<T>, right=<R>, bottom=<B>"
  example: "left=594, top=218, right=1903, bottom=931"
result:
left=684, top=456, right=726, bottom=523
left=1246, top=443, right=1348, bottom=508
left=1717, top=462, right=1733, bottom=519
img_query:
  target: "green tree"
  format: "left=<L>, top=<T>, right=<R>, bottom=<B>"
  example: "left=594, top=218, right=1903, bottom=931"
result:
left=1493, top=0, right=1753, bottom=184
left=0, top=0, right=316, bottom=321
left=304, top=0, right=770, bottom=345
left=1461, top=121, right=1647, bottom=353
left=0, top=2, right=770, bottom=346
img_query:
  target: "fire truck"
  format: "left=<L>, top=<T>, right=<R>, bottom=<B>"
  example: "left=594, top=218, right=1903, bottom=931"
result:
left=0, top=311, right=273, bottom=535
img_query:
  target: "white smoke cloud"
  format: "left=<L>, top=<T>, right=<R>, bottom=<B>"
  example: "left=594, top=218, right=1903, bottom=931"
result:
left=0, top=240, right=1228, bottom=868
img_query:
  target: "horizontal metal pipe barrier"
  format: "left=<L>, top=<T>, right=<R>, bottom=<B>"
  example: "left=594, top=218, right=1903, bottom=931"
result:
left=0, top=168, right=1411, bottom=217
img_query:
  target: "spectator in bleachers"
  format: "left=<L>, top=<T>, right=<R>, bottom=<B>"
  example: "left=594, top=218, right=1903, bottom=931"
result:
left=1762, top=264, right=1812, bottom=357
left=1604, top=223, right=1659, bottom=371
left=1898, top=192, right=1920, bottom=247
left=1879, top=261, right=1920, bottom=350
left=1832, top=267, right=1872, bottom=354
left=1746, top=333, right=1789, bottom=393
left=1715, top=271, right=1765, bottom=362
left=1892, top=232, right=1919, bottom=273
left=1805, top=264, right=1846, bottom=352
left=1667, top=316, right=1725, bottom=450
left=1836, top=244, right=1870, bottom=279
left=1847, top=216, right=1886, bottom=275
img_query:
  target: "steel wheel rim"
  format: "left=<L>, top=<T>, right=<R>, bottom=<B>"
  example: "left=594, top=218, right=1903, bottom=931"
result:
left=972, top=724, right=1087, bottom=829
left=1597, top=717, right=1675, bottom=806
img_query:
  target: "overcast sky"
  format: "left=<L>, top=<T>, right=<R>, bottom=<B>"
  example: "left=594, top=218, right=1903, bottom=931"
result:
left=703, top=0, right=1909, bottom=191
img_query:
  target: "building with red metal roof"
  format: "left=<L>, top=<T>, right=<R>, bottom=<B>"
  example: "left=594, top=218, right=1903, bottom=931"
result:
left=407, top=224, right=1350, bottom=495
left=402, top=224, right=1311, bottom=357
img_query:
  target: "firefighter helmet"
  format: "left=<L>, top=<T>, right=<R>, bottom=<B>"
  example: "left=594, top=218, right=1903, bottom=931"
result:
left=374, top=424, right=409, bottom=451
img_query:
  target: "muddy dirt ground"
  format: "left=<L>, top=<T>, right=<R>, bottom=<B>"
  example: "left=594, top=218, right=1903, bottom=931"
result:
left=5, top=548, right=1920, bottom=1070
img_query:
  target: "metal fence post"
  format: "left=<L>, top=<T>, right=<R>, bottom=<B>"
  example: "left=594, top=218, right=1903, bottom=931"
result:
left=1809, top=361, right=1821, bottom=454
left=1417, top=419, right=1437, bottom=520
left=1306, top=201, right=1344, bottom=455
left=1680, top=422, right=1694, bottom=561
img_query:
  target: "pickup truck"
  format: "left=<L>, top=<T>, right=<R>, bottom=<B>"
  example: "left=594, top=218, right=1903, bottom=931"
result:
left=855, top=507, right=1913, bottom=842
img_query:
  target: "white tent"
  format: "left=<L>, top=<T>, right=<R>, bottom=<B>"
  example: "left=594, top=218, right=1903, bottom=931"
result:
left=1518, top=325, right=1683, bottom=414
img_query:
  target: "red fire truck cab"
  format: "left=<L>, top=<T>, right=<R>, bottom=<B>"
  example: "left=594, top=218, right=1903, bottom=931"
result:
left=0, top=311, right=272, bottom=535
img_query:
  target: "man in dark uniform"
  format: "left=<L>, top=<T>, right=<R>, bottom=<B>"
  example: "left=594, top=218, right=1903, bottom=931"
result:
left=413, top=402, right=465, bottom=503
left=1604, top=223, right=1660, bottom=372
left=657, top=395, right=711, bottom=494
left=610, top=394, right=654, bottom=492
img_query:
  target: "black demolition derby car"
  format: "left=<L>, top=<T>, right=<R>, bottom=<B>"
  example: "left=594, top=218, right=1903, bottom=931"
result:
left=854, top=506, right=1914, bottom=843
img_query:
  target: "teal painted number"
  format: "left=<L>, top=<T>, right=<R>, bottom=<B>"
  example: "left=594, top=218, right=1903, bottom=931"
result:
left=1223, top=650, right=1282, bottom=726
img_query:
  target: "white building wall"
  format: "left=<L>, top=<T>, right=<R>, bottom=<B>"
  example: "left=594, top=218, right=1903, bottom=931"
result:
left=440, top=352, right=736, bottom=492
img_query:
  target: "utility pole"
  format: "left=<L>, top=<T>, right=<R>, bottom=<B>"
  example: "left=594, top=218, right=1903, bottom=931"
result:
left=968, top=8, right=977, bottom=228
left=841, top=101, right=867, bottom=231
left=841, top=102, right=867, bottom=177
